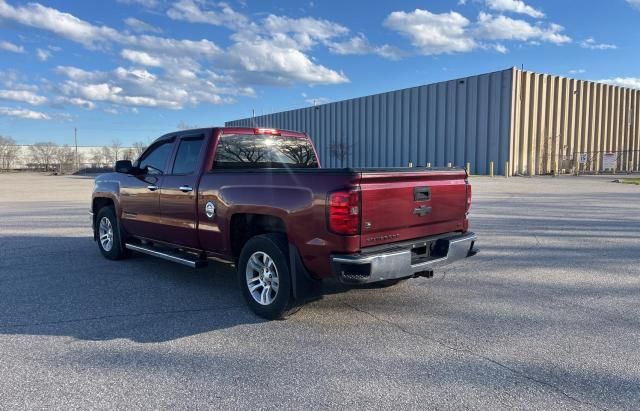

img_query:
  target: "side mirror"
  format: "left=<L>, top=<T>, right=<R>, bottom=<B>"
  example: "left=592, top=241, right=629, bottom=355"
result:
left=115, top=160, right=133, bottom=173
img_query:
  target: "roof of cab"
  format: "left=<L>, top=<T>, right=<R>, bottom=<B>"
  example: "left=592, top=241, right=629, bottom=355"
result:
left=153, top=126, right=308, bottom=143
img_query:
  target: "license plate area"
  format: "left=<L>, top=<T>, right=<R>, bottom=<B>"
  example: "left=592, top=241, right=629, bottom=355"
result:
left=410, top=241, right=431, bottom=264
left=410, top=239, right=449, bottom=264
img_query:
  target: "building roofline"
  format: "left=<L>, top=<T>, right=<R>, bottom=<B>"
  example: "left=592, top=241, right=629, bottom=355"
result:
left=513, top=67, right=639, bottom=93
left=227, top=67, right=516, bottom=123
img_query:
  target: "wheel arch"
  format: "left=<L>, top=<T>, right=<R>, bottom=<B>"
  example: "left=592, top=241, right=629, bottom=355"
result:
left=229, top=213, right=288, bottom=260
left=92, top=197, right=115, bottom=240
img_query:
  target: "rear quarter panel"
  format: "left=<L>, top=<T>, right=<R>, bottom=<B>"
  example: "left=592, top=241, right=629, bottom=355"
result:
left=197, top=171, right=360, bottom=278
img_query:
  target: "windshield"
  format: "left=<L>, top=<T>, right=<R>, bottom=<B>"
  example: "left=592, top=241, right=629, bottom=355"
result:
left=214, top=134, right=319, bottom=169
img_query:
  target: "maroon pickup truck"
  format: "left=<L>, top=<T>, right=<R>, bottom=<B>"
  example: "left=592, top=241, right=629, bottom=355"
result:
left=91, top=127, right=477, bottom=319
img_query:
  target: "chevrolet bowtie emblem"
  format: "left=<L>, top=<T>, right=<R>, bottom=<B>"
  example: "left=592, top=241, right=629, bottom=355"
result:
left=413, top=205, right=432, bottom=217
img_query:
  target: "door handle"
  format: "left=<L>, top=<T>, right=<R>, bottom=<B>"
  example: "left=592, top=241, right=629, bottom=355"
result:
left=179, top=185, right=193, bottom=192
left=147, top=185, right=159, bottom=191
left=414, top=186, right=431, bottom=201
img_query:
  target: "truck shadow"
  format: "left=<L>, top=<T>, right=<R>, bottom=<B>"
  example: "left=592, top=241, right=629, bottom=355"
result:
left=0, top=235, right=268, bottom=342
left=0, top=233, right=406, bottom=344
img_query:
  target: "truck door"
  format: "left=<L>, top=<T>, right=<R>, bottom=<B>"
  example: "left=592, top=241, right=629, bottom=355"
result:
left=119, top=138, right=175, bottom=240
left=157, top=134, right=206, bottom=249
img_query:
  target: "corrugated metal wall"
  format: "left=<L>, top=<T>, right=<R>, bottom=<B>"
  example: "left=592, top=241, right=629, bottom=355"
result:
left=226, top=68, right=640, bottom=175
left=510, top=69, right=640, bottom=175
left=226, top=69, right=513, bottom=174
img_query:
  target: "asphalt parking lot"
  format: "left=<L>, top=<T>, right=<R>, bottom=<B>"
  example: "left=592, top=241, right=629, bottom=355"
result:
left=0, top=173, right=638, bottom=409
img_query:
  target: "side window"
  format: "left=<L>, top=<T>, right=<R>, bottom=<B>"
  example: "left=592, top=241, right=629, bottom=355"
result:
left=139, top=141, right=173, bottom=175
left=172, top=136, right=204, bottom=175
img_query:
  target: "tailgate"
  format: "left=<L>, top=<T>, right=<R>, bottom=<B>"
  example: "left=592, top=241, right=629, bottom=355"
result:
left=358, top=169, right=468, bottom=247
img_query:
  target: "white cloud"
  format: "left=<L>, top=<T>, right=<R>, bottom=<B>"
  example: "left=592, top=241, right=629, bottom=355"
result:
left=125, top=35, right=222, bottom=60
left=0, top=0, right=121, bottom=48
left=568, top=69, right=586, bottom=74
left=0, top=106, right=51, bottom=120
left=261, top=14, right=348, bottom=49
left=327, top=34, right=402, bottom=59
left=124, top=17, right=161, bottom=33
left=55, top=96, right=96, bottom=109
left=580, top=38, right=616, bottom=50
left=225, top=40, right=348, bottom=85
left=0, top=0, right=221, bottom=58
left=0, top=89, right=47, bottom=105
left=167, top=0, right=249, bottom=29
left=485, top=0, right=544, bottom=18
left=0, top=0, right=353, bottom=90
left=494, top=44, right=508, bottom=53
left=626, top=0, right=640, bottom=9
left=121, top=49, right=162, bottom=66
left=0, top=40, right=24, bottom=53
left=36, top=48, right=51, bottom=61
left=55, top=65, right=254, bottom=110
left=384, top=8, right=571, bottom=56
left=600, top=77, right=640, bottom=90
left=116, top=0, right=159, bottom=9
left=384, top=9, right=476, bottom=55
left=475, top=13, right=571, bottom=44
left=168, top=0, right=395, bottom=63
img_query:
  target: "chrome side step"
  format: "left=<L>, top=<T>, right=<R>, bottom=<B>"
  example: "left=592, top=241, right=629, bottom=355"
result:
left=125, top=243, right=208, bottom=268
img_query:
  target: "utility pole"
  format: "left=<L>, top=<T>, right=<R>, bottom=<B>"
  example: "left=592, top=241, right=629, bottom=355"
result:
left=74, top=127, right=79, bottom=171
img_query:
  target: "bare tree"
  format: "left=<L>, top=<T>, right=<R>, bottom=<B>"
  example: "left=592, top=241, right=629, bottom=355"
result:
left=111, top=139, right=123, bottom=162
left=121, top=148, right=136, bottom=161
left=29, top=142, right=58, bottom=171
left=177, top=121, right=196, bottom=130
left=216, top=137, right=266, bottom=164
left=101, top=146, right=114, bottom=165
left=54, top=145, right=75, bottom=173
left=90, top=148, right=105, bottom=167
left=281, top=140, right=318, bottom=166
left=0, top=136, right=21, bottom=170
left=329, top=143, right=351, bottom=165
left=132, top=141, right=148, bottom=157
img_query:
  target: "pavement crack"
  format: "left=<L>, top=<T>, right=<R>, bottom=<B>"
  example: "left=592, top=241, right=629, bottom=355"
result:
left=0, top=305, right=243, bottom=330
left=344, top=302, right=601, bottom=410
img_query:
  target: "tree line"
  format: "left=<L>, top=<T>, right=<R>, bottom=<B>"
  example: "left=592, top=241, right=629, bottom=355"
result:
left=0, top=136, right=148, bottom=172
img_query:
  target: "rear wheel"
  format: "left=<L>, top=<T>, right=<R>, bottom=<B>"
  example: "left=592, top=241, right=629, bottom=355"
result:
left=238, top=234, right=292, bottom=320
left=96, top=206, right=127, bottom=260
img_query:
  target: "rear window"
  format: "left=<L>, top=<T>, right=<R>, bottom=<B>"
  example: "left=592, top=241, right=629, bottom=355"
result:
left=213, top=134, right=319, bottom=169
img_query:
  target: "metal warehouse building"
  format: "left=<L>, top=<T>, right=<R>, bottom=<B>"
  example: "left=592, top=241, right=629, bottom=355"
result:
left=226, top=67, right=640, bottom=175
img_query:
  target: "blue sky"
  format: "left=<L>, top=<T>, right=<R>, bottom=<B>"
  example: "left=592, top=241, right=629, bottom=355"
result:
left=1, top=0, right=639, bottom=146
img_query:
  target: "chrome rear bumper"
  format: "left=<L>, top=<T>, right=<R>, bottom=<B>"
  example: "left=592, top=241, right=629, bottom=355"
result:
left=331, top=232, right=477, bottom=284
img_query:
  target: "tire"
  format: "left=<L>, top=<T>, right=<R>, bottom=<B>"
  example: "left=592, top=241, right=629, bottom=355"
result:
left=96, top=206, right=127, bottom=260
left=238, top=234, right=292, bottom=320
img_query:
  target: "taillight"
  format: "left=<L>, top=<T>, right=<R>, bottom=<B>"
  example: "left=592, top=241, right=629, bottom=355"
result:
left=465, top=182, right=472, bottom=213
left=328, top=189, right=360, bottom=235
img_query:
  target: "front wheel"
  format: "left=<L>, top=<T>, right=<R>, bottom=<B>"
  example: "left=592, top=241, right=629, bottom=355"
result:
left=96, top=206, right=127, bottom=260
left=238, top=234, right=292, bottom=320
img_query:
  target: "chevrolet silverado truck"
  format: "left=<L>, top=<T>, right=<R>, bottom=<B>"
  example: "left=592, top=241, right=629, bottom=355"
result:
left=91, top=127, right=477, bottom=319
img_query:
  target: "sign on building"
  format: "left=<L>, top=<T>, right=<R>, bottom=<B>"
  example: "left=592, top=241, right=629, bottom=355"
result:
left=579, top=153, right=588, bottom=164
left=602, top=153, right=617, bottom=170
